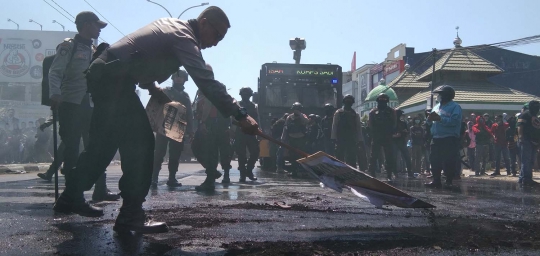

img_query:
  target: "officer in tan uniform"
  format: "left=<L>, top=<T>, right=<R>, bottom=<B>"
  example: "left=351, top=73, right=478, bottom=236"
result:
left=53, top=6, right=259, bottom=234
left=46, top=11, right=118, bottom=202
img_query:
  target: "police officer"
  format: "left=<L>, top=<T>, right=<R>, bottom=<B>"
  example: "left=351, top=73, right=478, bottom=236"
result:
left=393, top=109, right=414, bottom=178
left=425, top=85, right=462, bottom=188
left=368, top=93, right=397, bottom=180
left=234, top=87, right=259, bottom=182
left=151, top=70, right=194, bottom=189
left=190, top=64, right=233, bottom=190
left=272, top=113, right=288, bottom=172
left=321, top=103, right=335, bottom=155
left=306, top=114, right=323, bottom=154
left=282, top=102, right=309, bottom=176
left=53, top=7, right=259, bottom=234
left=46, top=11, right=118, bottom=202
left=332, top=95, right=364, bottom=168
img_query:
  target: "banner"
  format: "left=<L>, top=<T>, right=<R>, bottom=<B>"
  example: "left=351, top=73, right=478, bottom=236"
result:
left=297, top=151, right=435, bottom=208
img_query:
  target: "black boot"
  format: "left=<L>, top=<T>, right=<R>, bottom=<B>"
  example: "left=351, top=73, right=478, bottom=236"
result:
left=222, top=169, right=230, bottom=184
left=166, top=179, right=182, bottom=187
left=113, top=201, right=168, bottom=234
left=246, top=168, right=257, bottom=181
left=195, top=172, right=215, bottom=191
left=92, top=173, right=120, bottom=201
left=54, top=193, right=104, bottom=217
left=239, top=168, right=246, bottom=182
left=166, top=173, right=182, bottom=187
left=37, top=164, right=56, bottom=181
left=37, top=172, right=52, bottom=182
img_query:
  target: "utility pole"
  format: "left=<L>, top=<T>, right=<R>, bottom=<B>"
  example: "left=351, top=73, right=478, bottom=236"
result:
left=430, top=48, right=437, bottom=109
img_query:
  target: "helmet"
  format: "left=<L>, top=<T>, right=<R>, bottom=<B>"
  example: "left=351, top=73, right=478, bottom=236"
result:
left=308, top=114, right=316, bottom=119
left=323, top=103, right=334, bottom=110
left=291, top=102, right=303, bottom=110
left=376, top=93, right=390, bottom=101
left=433, top=85, right=455, bottom=99
left=172, top=69, right=188, bottom=80
left=343, top=94, right=355, bottom=103
left=239, top=87, right=254, bottom=96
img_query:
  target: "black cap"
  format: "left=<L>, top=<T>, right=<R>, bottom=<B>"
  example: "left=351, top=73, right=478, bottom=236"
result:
left=75, top=11, right=107, bottom=28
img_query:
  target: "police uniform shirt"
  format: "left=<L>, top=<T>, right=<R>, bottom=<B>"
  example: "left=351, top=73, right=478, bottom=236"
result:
left=49, top=34, right=94, bottom=105
left=107, top=18, right=238, bottom=118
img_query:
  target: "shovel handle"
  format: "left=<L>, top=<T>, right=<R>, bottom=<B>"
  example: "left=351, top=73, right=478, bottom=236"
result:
left=255, top=129, right=309, bottom=158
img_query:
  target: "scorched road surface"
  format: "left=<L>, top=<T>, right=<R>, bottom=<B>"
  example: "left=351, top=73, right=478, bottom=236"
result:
left=1, top=162, right=540, bottom=255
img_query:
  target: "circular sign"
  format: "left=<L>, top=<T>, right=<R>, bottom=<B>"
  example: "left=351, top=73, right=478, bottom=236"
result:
left=32, top=39, right=42, bottom=49
left=1, top=46, right=31, bottom=78
left=30, top=65, right=43, bottom=79
left=35, top=53, right=44, bottom=62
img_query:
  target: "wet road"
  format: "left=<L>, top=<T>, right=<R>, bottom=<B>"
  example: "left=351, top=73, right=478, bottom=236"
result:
left=1, top=162, right=540, bottom=255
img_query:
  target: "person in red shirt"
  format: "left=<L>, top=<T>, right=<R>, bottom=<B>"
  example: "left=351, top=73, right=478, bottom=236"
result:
left=491, top=114, right=511, bottom=176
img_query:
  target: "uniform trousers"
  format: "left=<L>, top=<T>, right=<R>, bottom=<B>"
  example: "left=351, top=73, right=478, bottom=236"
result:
left=205, top=120, right=232, bottom=174
left=63, top=54, right=154, bottom=205
left=152, top=134, right=184, bottom=182
left=235, top=132, right=259, bottom=171
left=335, top=140, right=358, bottom=168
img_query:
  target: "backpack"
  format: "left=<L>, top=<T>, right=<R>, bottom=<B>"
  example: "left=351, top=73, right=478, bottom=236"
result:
left=41, top=38, right=78, bottom=106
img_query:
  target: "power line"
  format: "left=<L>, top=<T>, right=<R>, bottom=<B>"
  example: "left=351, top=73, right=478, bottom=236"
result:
left=42, top=0, right=73, bottom=23
left=43, top=0, right=108, bottom=43
left=83, top=0, right=126, bottom=37
left=50, top=0, right=75, bottom=19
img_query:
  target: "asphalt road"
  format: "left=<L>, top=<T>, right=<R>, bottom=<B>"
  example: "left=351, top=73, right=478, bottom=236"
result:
left=1, top=162, right=540, bottom=255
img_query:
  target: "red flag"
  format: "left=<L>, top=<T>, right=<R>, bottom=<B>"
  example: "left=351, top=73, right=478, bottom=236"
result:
left=351, top=51, right=356, bottom=72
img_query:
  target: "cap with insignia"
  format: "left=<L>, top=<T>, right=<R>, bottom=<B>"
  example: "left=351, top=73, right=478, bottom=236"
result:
left=75, top=11, right=107, bottom=28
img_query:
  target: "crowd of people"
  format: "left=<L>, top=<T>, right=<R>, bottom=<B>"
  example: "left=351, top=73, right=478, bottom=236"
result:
left=0, top=111, right=53, bottom=165
left=265, top=85, right=539, bottom=189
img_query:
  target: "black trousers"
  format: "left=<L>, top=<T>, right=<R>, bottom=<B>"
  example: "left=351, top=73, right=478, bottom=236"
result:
left=58, top=96, right=91, bottom=171
left=56, top=96, right=109, bottom=193
left=152, top=133, right=184, bottom=182
left=368, top=140, right=396, bottom=178
left=205, top=120, right=232, bottom=173
left=394, top=141, right=412, bottom=175
left=430, top=136, right=460, bottom=185
left=235, top=132, right=259, bottom=171
left=336, top=140, right=358, bottom=168
left=63, top=55, right=154, bottom=204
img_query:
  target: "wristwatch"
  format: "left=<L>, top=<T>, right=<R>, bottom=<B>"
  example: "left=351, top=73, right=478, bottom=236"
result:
left=234, top=107, right=248, bottom=121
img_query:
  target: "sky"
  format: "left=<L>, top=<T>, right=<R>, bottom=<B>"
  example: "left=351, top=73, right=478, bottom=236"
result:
left=1, top=0, right=539, bottom=106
